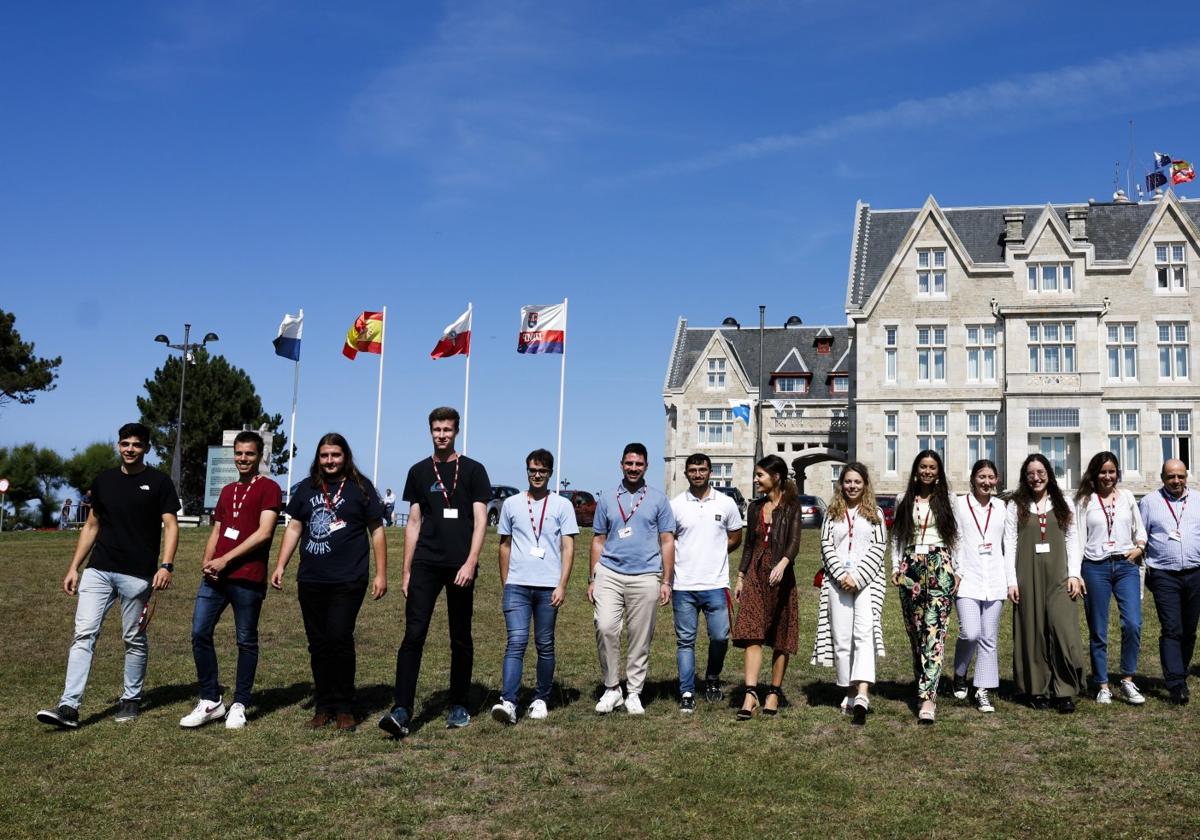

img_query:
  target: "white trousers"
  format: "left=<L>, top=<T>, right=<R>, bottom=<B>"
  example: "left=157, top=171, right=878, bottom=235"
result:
left=829, top=584, right=875, bottom=686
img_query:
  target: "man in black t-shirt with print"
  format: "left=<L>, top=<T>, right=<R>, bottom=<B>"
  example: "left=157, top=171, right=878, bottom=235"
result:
left=37, top=423, right=180, bottom=729
left=380, top=406, right=490, bottom=737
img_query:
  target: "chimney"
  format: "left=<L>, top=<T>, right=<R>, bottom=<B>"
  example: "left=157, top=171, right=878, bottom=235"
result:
left=1004, top=211, right=1025, bottom=252
left=1066, top=208, right=1087, bottom=242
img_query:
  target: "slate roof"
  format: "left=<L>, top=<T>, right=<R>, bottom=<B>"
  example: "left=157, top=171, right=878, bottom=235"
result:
left=846, top=197, right=1200, bottom=308
left=665, top=321, right=851, bottom=400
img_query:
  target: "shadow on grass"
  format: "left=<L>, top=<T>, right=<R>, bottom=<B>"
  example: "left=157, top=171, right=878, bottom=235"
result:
left=80, top=682, right=197, bottom=726
left=252, top=681, right=314, bottom=716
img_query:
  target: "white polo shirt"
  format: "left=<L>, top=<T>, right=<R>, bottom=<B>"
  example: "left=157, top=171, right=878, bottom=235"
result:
left=671, top=487, right=744, bottom=591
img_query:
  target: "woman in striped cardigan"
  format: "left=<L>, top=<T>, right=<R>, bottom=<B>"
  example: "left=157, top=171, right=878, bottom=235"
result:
left=811, top=462, right=887, bottom=725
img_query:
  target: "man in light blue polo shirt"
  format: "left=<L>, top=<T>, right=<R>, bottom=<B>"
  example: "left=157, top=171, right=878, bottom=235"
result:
left=1139, top=458, right=1200, bottom=705
left=491, top=448, right=578, bottom=724
left=588, top=442, right=675, bottom=715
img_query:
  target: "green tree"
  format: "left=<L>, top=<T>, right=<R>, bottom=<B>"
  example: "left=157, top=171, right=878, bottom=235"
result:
left=0, top=308, right=62, bottom=408
left=0, top=443, right=65, bottom=527
left=62, top=441, right=120, bottom=496
left=136, top=348, right=289, bottom=512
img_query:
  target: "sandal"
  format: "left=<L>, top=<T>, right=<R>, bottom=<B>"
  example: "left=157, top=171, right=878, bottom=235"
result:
left=736, top=686, right=760, bottom=721
left=762, top=685, right=782, bottom=716
left=917, top=700, right=937, bottom=725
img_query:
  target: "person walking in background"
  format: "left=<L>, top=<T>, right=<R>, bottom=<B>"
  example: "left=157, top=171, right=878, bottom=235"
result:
left=59, top=498, right=72, bottom=530
left=951, top=459, right=1008, bottom=714
left=1005, top=454, right=1085, bottom=712
left=383, top=488, right=396, bottom=527
left=811, top=462, right=886, bottom=725
left=891, top=450, right=959, bottom=724
left=272, top=433, right=387, bottom=732
left=732, top=455, right=802, bottom=720
left=1075, top=452, right=1147, bottom=706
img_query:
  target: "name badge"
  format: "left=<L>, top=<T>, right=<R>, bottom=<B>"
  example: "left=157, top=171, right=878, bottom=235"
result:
left=618, top=526, right=633, bottom=539
left=530, top=547, right=546, bottom=559
left=915, top=544, right=931, bottom=555
left=223, top=527, right=240, bottom=541
left=443, top=508, right=459, bottom=520
left=978, top=542, right=992, bottom=555
left=328, top=520, right=346, bottom=533
left=1169, top=529, right=1182, bottom=541
left=1035, top=542, right=1050, bottom=554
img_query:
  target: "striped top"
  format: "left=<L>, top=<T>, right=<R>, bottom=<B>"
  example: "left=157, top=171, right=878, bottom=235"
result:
left=811, top=506, right=887, bottom=668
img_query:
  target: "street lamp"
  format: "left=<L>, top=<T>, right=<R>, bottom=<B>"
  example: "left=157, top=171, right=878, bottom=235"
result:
left=154, top=324, right=219, bottom=509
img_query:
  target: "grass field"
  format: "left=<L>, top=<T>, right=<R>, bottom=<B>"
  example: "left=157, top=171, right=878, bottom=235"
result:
left=2, top=528, right=1198, bottom=839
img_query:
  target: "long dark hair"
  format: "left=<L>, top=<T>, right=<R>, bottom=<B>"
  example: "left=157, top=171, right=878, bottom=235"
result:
left=1013, top=453, right=1072, bottom=529
left=756, top=454, right=797, bottom=508
left=892, top=450, right=957, bottom=551
left=308, top=432, right=367, bottom=493
left=1075, top=451, right=1120, bottom=505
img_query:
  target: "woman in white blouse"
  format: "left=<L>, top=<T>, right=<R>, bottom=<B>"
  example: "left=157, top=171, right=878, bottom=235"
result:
left=1074, top=451, right=1148, bottom=705
left=811, top=462, right=887, bottom=725
left=1004, top=454, right=1086, bottom=712
left=950, top=459, right=1008, bottom=713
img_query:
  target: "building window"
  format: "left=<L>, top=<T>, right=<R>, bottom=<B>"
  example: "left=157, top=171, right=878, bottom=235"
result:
left=1160, top=410, right=1191, bottom=469
left=885, top=412, right=898, bottom=473
left=774, top=376, right=807, bottom=394
left=917, top=326, right=946, bottom=382
left=966, top=324, right=997, bottom=383
left=1156, top=243, right=1187, bottom=291
left=885, top=325, right=898, bottom=384
left=917, top=249, right=946, bottom=296
left=1108, top=411, right=1139, bottom=473
left=967, top=411, right=998, bottom=464
left=830, top=375, right=849, bottom=393
left=775, top=403, right=804, bottom=419
left=1028, top=408, right=1080, bottom=428
left=706, top=358, right=726, bottom=390
left=696, top=408, right=734, bottom=445
left=916, top=411, right=947, bottom=459
left=1028, top=321, right=1076, bottom=373
left=710, top=462, right=733, bottom=487
left=1027, top=263, right=1073, bottom=292
left=1106, top=323, right=1138, bottom=381
left=1157, top=322, right=1189, bottom=380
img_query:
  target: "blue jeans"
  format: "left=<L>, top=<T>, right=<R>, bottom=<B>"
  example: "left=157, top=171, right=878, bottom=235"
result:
left=1081, top=556, right=1143, bottom=684
left=1145, top=566, right=1200, bottom=691
left=191, top=579, right=266, bottom=706
left=672, top=588, right=731, bottom=696
left=501, top=584, right=558, bottom=703
left=60, top=568, right=152, bottom=709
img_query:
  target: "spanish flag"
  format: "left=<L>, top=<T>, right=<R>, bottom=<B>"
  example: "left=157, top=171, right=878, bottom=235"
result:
left=343, top=310, right=384, bottom=360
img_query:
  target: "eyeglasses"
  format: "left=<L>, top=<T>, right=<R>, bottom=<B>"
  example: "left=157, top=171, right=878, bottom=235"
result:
left=527, top=468, right=550, bottom=476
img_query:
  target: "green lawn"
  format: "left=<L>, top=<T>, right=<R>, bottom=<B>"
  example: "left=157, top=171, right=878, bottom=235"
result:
left=1, top=528, right=1197, bottom=839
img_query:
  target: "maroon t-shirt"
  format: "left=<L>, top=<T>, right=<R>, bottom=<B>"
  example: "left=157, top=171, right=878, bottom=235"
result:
left=212, top=476, right=283, bottom=585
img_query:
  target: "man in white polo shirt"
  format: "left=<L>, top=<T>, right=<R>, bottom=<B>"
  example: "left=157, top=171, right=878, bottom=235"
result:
left=671, top=453, right=744, bottom=712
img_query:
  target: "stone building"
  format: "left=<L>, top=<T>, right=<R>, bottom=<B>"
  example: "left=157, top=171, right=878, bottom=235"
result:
left=662, top=319, right=851, bottom=499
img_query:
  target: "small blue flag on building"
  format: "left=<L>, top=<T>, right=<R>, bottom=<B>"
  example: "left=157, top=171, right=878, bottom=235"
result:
left=729, top=400, right=752, bottom=425
left=273, top=311, right=303, bottom=361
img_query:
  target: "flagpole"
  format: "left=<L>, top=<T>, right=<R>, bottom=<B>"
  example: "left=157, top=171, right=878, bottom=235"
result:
left=373, top=305, right=387, bottom=486
left=462, top=302, right=472, bottom=455
left=286, top=346, right=301, bottom=506
left=555, top=298, right=568, bottom=493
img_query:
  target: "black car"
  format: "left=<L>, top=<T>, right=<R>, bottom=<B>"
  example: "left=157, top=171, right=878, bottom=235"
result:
left=486, top=485, right=521, bottom=526
left=713, top=485, right=747, bottom=516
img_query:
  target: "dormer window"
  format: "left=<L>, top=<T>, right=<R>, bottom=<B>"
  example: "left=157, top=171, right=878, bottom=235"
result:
left=774, top=376, right=808, bottom=394
left=917, top=249, right=946, bottom=296
left=706, top=357, right=726, bottom=390
left=1027, top=263, right=1073, bottom=292
left=830, top=375, right=849, bottom=393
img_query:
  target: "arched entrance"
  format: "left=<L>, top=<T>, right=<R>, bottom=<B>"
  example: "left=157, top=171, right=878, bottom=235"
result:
left=791, top=448, right=848, bottom=495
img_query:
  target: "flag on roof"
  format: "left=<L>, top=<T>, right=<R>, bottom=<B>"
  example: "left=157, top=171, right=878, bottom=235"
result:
left=273, top=311, right=303, bottom=361
left=1171, top=160, right=1196, bottom=185
left=1154, top=151, right=1174, bottom=169
left=1146, top=171, right=1168, bottom=192
left=342, top=311, right=384, bottom=360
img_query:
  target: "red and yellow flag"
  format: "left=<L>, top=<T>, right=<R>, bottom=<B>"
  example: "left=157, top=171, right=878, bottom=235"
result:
left=342, top=311, right=384, bottom=360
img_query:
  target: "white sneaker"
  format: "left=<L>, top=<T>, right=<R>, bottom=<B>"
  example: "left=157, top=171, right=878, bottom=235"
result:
left=180, top=699, right=226, bottom=728
left=624, top=693, right=644, bottom=715
left=1120, top=680, right=1147, bottom=705
left=595, top=687, right=624, bottom=714
left=1096, top=687, right=1113, bottom=705
left=491, top=700, right=517, bottom=725
left=975, top=688, right=995, bottom=714
left=528, top=699, right=548, bottom=720
left=225, top=703, right=247, bottom=729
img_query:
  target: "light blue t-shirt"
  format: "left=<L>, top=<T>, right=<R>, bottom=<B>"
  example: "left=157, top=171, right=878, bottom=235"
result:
left=498, top=491, right=580, bottom=587
left=593, top=483, right=676, bottom=575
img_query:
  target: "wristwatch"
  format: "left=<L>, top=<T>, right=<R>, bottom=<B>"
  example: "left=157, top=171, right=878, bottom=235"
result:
left=159, top=563, right=174, bottom=573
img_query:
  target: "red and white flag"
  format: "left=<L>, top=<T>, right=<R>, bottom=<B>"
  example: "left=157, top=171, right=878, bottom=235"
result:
left=431, top=307, right=472, bottom=359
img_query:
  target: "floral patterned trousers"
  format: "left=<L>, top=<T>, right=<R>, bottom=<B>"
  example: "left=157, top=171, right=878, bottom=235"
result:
left=897, top=546, right=955, bottom=700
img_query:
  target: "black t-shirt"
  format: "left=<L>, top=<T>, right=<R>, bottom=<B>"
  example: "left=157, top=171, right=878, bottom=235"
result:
left=403, top=455, right=490, bottom=567
left=285, top=475, right=384, bottom=584
left=87, top=467, right=181, bottom=579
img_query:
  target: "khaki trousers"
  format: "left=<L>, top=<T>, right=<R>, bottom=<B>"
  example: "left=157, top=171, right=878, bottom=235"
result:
left=593, top=564, right=660, bottom=696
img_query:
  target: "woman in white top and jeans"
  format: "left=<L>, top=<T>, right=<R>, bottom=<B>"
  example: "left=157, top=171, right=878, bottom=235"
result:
left=1074, top=451, right=1148, bottom=705
left=950, top=459, right=1008, bottom=713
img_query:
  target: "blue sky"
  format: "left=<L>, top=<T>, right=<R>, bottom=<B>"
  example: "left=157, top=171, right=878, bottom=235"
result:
left=3, top=1, right=1200, bottom=500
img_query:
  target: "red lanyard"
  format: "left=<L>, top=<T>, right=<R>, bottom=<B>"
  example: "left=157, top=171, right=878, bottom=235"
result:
left=231, top=475, right=259, bottom=521
left=1036, top=499, right=1049, bottom=542
left=845, top=509, right=855, bottom=552
left=321, top=479, right=345, bottom=515
left=527, top=492, right=549, bottom=544
left=1098, top=494, right=1116, bottom=540
left=916, top=501, right=932, bottom=544
left=1163, top=490, right=1188, bottom=528
left=967, top=497, right=992, bottom=540
left=431, top=457, right=460, bottom=507
left=617, top=485, right=646, bottom=525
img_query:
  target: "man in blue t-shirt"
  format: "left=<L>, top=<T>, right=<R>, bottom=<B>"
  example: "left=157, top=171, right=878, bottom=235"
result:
left=588, top=442, right=676, bottom=715
left=489, top=448, right=579, bottom=725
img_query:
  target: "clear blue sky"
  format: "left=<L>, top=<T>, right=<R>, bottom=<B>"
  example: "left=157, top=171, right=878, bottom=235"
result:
left=3, top=1, right=1199, bottom=498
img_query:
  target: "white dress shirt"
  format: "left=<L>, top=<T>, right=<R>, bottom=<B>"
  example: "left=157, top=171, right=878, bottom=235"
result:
left=952, top=493, right=1008, bottom=601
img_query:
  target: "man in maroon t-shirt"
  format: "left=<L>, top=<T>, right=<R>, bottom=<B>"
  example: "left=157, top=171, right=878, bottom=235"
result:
left=179, top=431, right=283, bottom=730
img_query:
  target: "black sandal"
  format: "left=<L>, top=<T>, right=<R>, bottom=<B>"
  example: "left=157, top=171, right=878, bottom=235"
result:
left=736, top=686, right=759, bottom=720
left=762, top=685, right=783, bottom=716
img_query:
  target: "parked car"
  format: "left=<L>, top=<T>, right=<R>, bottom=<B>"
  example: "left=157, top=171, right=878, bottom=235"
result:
left=557, top=490, right=597, bottom=527
left=713, top=485, right=747, bottom=516
left=876, top=494, right=898, bottom=530
left=797, top=494, right=828, bottom=529
left=486, top=484, right=521, bottom=526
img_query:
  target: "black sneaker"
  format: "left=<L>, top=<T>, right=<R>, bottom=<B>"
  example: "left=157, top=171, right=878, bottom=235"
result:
left=679, top=693, right=696, bottom=714
left=1056, top=697, right=1076, bottom=714
left=114, top=699, right=140, bottom=722
left=952, top=675, right=969, bottom=701
left=703, top=678, right=724, bottom=703
left=378, top=705, right=411, bottom=738
left=36, top=704, right=80, bottom=730
left=1169, top=686, right=1190, bottom=706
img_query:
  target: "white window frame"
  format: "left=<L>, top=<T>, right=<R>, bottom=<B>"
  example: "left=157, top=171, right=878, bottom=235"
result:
left=710, top=462, right=734, bottom=487
left=774, top=376, right=807, bottom=395
left=1028, top=321, right=1076, bottom=373
left=1107, top=410, right=1140, bottom=473
left=1155, top=242, right=1188, bottom=292
left=965, top=324, right=997, bottom=383
left=916, top=411, right=947, bottom=459
left=917, top=325, right=947, bottom=383
left=696, top=407, right=735, bottom=446
left=885, top=411, right=898, bottom=473
left=1106, top=323, right=1138, bottom=382
left=1027, top=262, right=1074, bottom=293
left=1160, top=410, right=1192, bottom=470
left=830, top=375, right=849, bottom=394
left=1157, top=321, right=1190, bottom=381
left=705, top=357, right=726, bottom=390
left=884, top=325, right=898, bottom=384
left=917, top=249, right=947, bottom=297
left=966, top=411, right=998, bottom=464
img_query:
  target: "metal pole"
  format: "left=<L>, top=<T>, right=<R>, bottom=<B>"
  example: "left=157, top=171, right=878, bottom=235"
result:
left=0, top=492, right=6, bottom=532
left=755, top=305, right=765, bottom=462
left=170, top=324, right=191, bottom=508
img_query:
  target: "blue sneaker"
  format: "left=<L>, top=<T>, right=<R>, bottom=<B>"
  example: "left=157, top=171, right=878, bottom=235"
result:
left=446, top=704, right=471, bottom=729
left=378, top=706, right=410, bottom=738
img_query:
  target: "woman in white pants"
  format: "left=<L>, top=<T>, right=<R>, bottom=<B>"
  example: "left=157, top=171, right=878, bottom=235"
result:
left=951, top=459, right=1008, bottom=713
left=812, top=462, right=887, bottom=725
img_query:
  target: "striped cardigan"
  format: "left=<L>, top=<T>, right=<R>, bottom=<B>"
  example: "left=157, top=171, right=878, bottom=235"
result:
left=810, top=508, right=888, bottom=668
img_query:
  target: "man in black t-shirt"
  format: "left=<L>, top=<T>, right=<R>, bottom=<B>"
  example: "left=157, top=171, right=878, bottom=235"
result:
left=379, top=406, right=490, bottom=737
left=37, top=423, right=180, bottom=729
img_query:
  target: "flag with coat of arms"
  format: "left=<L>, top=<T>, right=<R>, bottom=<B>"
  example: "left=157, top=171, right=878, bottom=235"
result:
left=517, top=302, right=566, bottom=354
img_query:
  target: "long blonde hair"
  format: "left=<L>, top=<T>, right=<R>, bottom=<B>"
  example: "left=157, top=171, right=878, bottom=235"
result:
left=826, top=462, right=880, bottom=525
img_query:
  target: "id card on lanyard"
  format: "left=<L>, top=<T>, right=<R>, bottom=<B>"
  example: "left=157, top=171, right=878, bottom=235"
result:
left=1163, top=490, right=1187, bottom=542
left=432, top=457, right=461, bottom=520
left=1035, top=500, right=1050, bottom=553
left=322, top=479, right=347, bottom=533
left=616, top=485, right=646, bottom=539
left=224, top=475, right=260, bottom=541
left=528, top=492, right=549, bottom=558
left=968, top=497, right=993, bottom=555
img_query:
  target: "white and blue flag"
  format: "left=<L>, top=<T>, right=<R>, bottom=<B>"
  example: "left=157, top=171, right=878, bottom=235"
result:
left=273, top=311, right=303, bottom=361
left=729, top=400, right=752, bottom=425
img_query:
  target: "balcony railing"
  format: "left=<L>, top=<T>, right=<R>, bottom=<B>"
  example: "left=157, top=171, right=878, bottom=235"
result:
left=769, top=415, right=849, bottom=434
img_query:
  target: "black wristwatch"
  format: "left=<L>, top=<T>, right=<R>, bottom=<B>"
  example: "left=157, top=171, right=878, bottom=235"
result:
left=159, top=563, right=174, bottom=573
